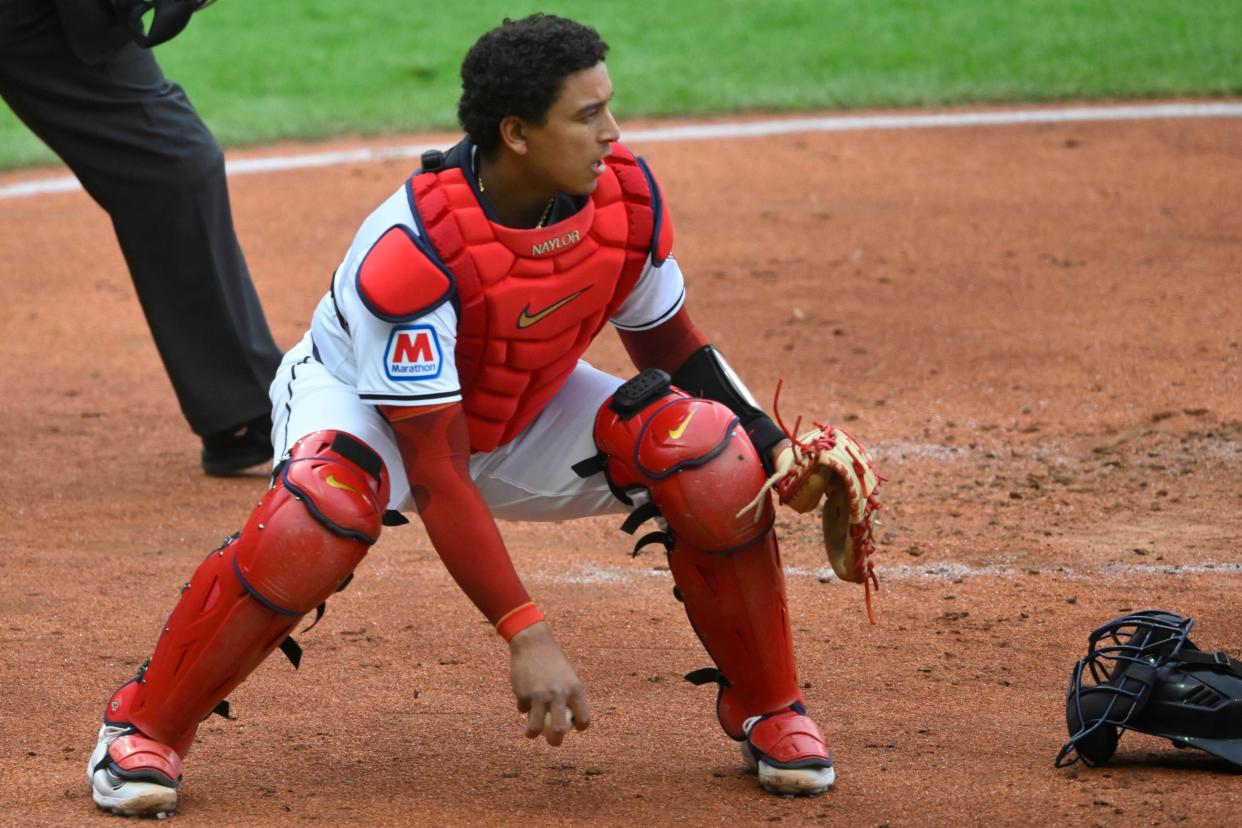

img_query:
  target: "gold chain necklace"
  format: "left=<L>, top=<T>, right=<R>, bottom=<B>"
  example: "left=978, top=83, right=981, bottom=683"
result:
left=478, top=174, right=555, bottom=228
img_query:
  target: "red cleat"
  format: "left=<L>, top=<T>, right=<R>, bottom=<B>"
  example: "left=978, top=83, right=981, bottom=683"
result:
left=87, top=682, right=182, bottom=818
left=741, top=704, right=835, bottom=796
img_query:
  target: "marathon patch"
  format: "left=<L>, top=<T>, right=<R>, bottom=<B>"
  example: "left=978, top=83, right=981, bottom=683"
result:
left=384, top=324, right=443, bottom=381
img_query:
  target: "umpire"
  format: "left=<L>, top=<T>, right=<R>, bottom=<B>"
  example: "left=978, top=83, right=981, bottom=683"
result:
left=0, top=0, right=282, bottom=475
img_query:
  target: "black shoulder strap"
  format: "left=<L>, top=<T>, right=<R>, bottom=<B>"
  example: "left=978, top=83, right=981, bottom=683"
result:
left=417, top=139, right=468, bottom=176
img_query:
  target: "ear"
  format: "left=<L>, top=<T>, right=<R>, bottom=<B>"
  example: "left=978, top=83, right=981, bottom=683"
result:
left=498, top=116, right=530, bottom=156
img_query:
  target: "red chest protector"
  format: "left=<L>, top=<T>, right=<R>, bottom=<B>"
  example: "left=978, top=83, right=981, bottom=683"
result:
left=408, top=143, right=672, bottom=452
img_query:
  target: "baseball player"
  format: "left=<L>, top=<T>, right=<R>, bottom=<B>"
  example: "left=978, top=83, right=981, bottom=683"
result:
left=88, top=14, right=881, bottom=817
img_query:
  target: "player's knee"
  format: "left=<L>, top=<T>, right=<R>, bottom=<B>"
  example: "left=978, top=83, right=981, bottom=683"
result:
left=592, top=370, right=772, bottom=551
left=233, top=430, right=388, bottom=615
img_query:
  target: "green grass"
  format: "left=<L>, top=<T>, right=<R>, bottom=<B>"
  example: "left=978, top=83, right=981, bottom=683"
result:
left=3, top=0, right=1239, bottom=169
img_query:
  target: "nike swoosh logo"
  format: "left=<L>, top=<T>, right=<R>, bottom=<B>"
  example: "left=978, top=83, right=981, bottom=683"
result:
left=326, top=474, right=361, bottom=494
left=516, top=286, right=590, bottom=329
left=668, top=409, right=696, bottom=439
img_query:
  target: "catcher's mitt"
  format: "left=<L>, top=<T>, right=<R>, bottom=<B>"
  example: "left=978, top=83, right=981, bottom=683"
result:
left=739, top=382, right=883, bottom=622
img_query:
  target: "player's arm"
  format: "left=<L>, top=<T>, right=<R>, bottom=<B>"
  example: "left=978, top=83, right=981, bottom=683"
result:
left=617, top=308, right=789, bottom=470
left=383, top=403, right=590, bottom=743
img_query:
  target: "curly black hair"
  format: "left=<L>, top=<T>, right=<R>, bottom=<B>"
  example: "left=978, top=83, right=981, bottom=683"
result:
left=458, top=14, right=609, bottom=155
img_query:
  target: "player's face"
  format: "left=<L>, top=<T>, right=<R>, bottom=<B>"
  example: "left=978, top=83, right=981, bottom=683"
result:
left=522, top=62, right=620, bottom=196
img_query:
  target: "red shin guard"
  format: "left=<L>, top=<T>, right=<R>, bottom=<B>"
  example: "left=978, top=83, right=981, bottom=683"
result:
left=670, top=531, right=801, bottom=739
left=108, top=431, right=387, bottom=757
left=592, top=372, right=801, bottom=740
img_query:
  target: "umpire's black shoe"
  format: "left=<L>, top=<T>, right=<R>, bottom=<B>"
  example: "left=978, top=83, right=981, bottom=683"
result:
left=201, top=415, right=273, bottom=476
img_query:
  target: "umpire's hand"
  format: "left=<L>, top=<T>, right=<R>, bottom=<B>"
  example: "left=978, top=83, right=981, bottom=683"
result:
left=508, top=622, right=592, bottom=745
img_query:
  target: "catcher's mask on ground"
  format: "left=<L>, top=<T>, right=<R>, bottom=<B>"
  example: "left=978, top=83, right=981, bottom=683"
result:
left=1056, top=609, right=1242, bottom=770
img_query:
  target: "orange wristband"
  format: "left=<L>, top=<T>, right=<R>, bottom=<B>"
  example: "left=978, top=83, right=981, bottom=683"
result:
left=495, top=602, right=544, bottom=642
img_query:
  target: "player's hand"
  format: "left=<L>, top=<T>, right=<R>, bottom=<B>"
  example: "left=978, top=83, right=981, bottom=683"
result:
left=508, top=621, right=591, bottom=745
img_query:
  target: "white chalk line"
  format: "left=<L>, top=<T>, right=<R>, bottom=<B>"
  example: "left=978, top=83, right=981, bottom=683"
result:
left=874, top=434, right=1242, bottom=464
left=2, top=101, right=1239, bottom=201
left=533, top=560, right=1242, bottom=587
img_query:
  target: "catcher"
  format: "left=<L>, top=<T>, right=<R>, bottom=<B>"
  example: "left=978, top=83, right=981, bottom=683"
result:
left=87, top=14, right=881, bottom=817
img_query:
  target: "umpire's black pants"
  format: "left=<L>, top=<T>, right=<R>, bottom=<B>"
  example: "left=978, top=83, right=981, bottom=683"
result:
left=0, top=23, right=282, bottom=437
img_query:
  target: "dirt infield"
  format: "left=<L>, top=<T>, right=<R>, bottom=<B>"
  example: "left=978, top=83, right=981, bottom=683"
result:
left=2, top=105, right=1241, bottom=826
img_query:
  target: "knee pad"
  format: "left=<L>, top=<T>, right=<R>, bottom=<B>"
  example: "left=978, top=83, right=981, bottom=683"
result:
left=114, top=431, right=386, bottom=756
left=236, top=430, right=387, bottom=614
left=591, top=370, right=774, bottom=551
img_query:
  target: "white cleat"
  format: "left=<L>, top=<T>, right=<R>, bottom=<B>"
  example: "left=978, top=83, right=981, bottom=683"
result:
left=88, top=724, right=180, bottom=818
